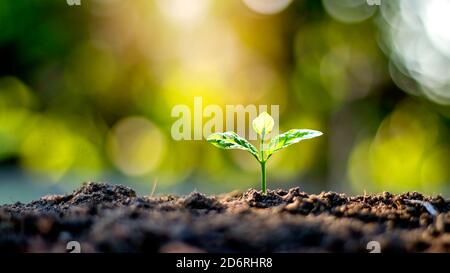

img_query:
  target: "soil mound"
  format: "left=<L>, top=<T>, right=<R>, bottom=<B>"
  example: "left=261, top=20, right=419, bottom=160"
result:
left=1, top=182, right=449, bottom=253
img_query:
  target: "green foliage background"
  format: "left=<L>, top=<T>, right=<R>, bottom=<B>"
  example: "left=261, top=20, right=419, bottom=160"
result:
left=0, top=0, right=448, bottom=202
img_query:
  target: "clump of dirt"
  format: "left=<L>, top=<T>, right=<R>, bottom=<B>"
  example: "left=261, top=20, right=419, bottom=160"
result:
left=0, top=182, right=449, bottom=253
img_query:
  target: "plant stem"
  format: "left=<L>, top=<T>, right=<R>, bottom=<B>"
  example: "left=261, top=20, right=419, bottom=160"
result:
left=260, top=130, right=267, bottom=194
left=260, top=161, right=266, bottom=194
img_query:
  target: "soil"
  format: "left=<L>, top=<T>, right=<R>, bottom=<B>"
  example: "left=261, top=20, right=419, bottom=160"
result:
left=1, top=182, right=449, bottom=253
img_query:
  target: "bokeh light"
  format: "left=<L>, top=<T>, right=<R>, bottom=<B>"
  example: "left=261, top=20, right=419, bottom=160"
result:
left=322, top=0, right=377, bottom=23
left=242, top=0, right=293, bottom=15
left=155, top=0, right=210, bottom=25
left=20, top=115, right=103, bottom=182
left=380, top=0, right=450, bottom=105
left=107, top=116, right=165, bottom=177
left=0, top=0, right=449, bottom=202
left=349, top=99, right=449, bottom=194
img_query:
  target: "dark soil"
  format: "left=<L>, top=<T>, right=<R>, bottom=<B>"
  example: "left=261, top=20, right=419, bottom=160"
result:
left=1, top=182, right=450, bottom=253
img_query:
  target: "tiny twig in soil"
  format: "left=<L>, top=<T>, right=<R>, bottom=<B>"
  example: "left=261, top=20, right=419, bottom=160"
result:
left=405, top=199, right=438, bottom=216
left=150, top=178, right=159, bottom=197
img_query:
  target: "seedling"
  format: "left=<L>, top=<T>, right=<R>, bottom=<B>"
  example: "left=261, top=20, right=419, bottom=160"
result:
left=207, top=112, right=322, bottom=194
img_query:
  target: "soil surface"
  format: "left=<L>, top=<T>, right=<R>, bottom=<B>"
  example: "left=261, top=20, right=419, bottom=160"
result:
left=1, top=182, right=449, bottom=253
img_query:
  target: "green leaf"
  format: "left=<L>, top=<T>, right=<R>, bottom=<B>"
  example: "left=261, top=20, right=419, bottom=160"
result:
left=252, top=112, right=274, bottom=137
left=207, top=132, right=259, bottom=159
left=267, top=129, right=322, bottom=157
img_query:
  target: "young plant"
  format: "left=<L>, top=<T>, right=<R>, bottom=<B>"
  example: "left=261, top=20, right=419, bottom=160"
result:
left=207, top=112, right=322, bottom=194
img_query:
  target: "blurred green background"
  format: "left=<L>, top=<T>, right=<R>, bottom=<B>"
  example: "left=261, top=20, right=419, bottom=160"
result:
left=0, top=0, right=449, bottom=203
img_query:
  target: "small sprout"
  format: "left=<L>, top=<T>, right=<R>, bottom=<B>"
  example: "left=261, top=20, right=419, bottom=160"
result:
left=252, top=111, right=274, bottom=136
left=207, top=112, right=322, bottom=194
